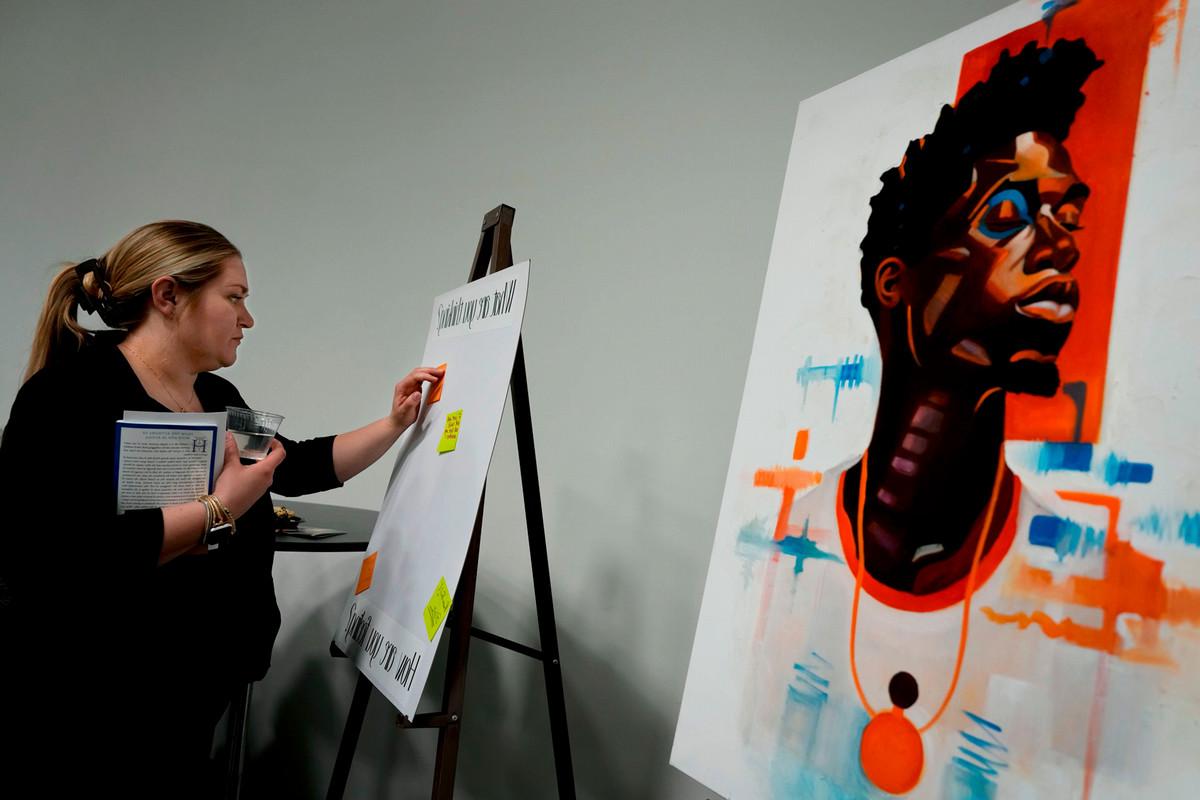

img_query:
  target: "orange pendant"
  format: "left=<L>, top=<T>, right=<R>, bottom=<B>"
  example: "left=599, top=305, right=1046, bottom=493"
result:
left=860, top=671, right=924, bottom=794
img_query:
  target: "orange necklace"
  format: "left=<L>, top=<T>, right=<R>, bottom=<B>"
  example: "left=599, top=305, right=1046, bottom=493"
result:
left=848, top=445, right=1008, bottom=794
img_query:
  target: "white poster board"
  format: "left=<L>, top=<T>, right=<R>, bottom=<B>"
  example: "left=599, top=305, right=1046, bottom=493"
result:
left=334, top=261, right=529, bottom=718
left=674, top=2, right=1199, bottom=798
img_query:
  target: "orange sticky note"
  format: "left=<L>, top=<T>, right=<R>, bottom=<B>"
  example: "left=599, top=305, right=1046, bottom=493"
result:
left=355, top=552, right=378, bottom=595
left=428, top=364, right=448, bottom=404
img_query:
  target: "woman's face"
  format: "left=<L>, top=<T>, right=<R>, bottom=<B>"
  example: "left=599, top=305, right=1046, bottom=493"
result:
left=177, top=256, right=254, bottom=371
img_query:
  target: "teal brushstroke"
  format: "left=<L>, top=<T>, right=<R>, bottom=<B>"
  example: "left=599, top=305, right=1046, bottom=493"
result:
left=797, top=353, right=880, bottom=421
left=1027, top=514, right=1106, bottom=560
left=1102, top=452, right=1154, bottom=485
left=1010, top=443, right=1156, bottom=487
left=779, top=519, right=844, bottom=575
left=943, top=711, right=1007, bottom=800
left=792, top=651, right=832, bottom=702
left=1134, top=510, right=1200, bottom=549
left=1034, top=442, right=1092, bottom=472
left=736, top=517, right=771, bottom=555
left=736, top=516, right=843, bottom=575
left=771, top=685, right=885, bottom=800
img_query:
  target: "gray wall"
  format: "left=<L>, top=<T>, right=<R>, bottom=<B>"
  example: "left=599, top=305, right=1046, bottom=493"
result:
left=0, top=1, right=1010, bottom=796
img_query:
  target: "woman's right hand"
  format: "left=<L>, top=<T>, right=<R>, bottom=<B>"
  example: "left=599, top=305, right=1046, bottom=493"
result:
left=212, top=433, right=286, bottom=519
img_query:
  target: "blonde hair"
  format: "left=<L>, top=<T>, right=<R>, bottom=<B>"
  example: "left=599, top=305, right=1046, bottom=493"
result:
left=24, top=220, right=240, bottom=381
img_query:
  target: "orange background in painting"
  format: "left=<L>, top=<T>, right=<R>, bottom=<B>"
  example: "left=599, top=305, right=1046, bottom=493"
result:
left=955, top=2, right=1159, bottom=443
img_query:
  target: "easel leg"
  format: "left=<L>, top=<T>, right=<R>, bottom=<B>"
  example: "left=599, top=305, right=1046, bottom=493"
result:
left=326, top=674, right=373, bottom=800
left=431, top=493, right=485, bottom=799
left=224, top=681, right=253, bottom=800
left=511, top=340, right=577, bottom=798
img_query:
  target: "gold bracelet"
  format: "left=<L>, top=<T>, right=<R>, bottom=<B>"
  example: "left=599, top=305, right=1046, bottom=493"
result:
left=211, top=495, right=236, bottom=535
left=199, top=495, right=219, bottom=529
left=199, top=497, right=213, bottom=543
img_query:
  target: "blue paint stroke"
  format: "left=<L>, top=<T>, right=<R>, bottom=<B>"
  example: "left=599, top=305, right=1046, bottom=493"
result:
left=736, top=516, right=843, bottom=575
left=1035, top=442, right=1093, bottom=473
left=779, top=519, right=844, bottom=575
left=790, top=652, right=832, bottom=707
left=1135, top=510, right=1200, bottom=549
left=1041, top=0, right=1080, bottom=25
left=771, top=670, right=884, bottom=800
left=1102, top=453, right=1154, bottom=485
left=735, top=517, right=771, bottom=555
left=1027, top=514, right=1106, bottom=560
left=797, top=354, right=880, bottom=421
left=943, top=711, right=1008, bottom=800
left=1017, top=443, right=1155, bottom=487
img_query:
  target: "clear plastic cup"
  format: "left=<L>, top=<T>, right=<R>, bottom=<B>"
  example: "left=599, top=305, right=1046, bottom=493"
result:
left=226, top=406, right=284, bottom=461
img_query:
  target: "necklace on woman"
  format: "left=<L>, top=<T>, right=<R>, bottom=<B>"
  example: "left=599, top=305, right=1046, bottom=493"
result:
left=123, top=343, right=199, bottom=413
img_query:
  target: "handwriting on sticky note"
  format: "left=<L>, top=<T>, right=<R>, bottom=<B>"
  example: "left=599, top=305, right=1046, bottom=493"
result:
left=437, top=409, right=462, bottom=454
left=423, top=577, right=453, bottom=640
left=428, top=363, right=447, bottom=404
left=356, top=552, right=378, bottom=595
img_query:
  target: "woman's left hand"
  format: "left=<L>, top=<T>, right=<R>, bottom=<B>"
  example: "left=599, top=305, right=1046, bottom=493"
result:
left=390, top=365, right=445, bottom=430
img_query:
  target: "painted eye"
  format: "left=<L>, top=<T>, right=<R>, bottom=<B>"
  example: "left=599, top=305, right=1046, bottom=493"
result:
left=978, top=188, right=1033, bottom=239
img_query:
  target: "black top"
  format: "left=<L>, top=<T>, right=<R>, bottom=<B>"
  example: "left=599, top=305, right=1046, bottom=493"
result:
left=0, top=332, right=342, bottom=767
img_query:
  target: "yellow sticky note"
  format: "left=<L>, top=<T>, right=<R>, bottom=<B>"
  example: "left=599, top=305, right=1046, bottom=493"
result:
left=423, top=577, right=453, bottom=640
left=437, top=409, right=462, bottom=454
left=355, top=552, right=378, bottom=595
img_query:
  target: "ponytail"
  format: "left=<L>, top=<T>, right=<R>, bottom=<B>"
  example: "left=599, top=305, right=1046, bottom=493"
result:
left=24, top=262, right=95, bottom=381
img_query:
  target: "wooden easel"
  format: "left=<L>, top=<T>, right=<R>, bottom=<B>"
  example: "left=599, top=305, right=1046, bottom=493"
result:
left=326, top=205, right=577, bottom=800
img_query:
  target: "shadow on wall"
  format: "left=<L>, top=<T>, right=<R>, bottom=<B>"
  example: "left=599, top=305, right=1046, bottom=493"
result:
left=234, top=444, right=712, bottom=799
left=234, top=584, right=686, bottom=798
left=241, top=604, right=443, bottom=798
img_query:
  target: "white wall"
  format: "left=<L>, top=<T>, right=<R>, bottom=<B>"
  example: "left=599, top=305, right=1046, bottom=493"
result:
left=0, top=1, right=1012, bottom=796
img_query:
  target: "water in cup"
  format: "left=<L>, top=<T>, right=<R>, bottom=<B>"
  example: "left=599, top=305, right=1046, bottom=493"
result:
left=230, top=429, right=273, bottom=461
left=226, top=406, right=284, bottom=461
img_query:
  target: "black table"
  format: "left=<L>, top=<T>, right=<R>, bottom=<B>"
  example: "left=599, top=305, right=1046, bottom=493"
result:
left=273, top=500, right=378, bottom=552
left=225, top=500, right=377, bottom=800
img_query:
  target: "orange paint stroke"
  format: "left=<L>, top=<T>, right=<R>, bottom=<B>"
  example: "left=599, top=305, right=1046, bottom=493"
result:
left=1149, top=0, right=1188, bottom=67
left=1175, top=0, right=1190, bottom=69
left=793, top=429, right=810, bottom=461
left=755, top=466, right=822, bottom=541
left=974, top=387, right=1002, bottom=414
left=849, top=450, right=876, bottom=718
left=1082, top=654, right=1110, bottom=800
left=1055, top=491, right=1121, bottom=547
left=754, top=551, right=781, bottom=644
left=984, top=491, right=1200, bottom=663
left=905, top=305, right=922, bottom=367
left=981, top=607, right=1115, bottom=651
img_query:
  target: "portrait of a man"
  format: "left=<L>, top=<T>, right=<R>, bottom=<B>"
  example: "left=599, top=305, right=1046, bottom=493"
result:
left=675, top=3, right=1198, bottom=797
left=841, top=39, right=1102, bottom=606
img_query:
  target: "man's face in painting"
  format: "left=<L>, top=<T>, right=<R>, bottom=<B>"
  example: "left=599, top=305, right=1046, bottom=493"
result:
left=893, top=131, right=1089, bottom=396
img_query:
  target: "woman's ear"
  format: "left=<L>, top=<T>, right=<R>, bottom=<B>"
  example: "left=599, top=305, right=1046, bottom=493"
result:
left=873, top=257, right=907, bottom=309
left=149, top=276, right=180, bottom=317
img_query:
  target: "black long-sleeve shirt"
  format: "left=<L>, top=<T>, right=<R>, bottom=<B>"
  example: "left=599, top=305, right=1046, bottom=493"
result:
left=0, top=332, right=341, bottom=780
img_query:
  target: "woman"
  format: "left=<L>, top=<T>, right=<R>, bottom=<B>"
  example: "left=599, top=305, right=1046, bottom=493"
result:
left=0, top=220, right=441, bottom=795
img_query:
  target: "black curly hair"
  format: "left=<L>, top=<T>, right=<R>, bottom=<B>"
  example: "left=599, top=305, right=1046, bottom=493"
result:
left=858, top=38, right=1102, bottom=317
